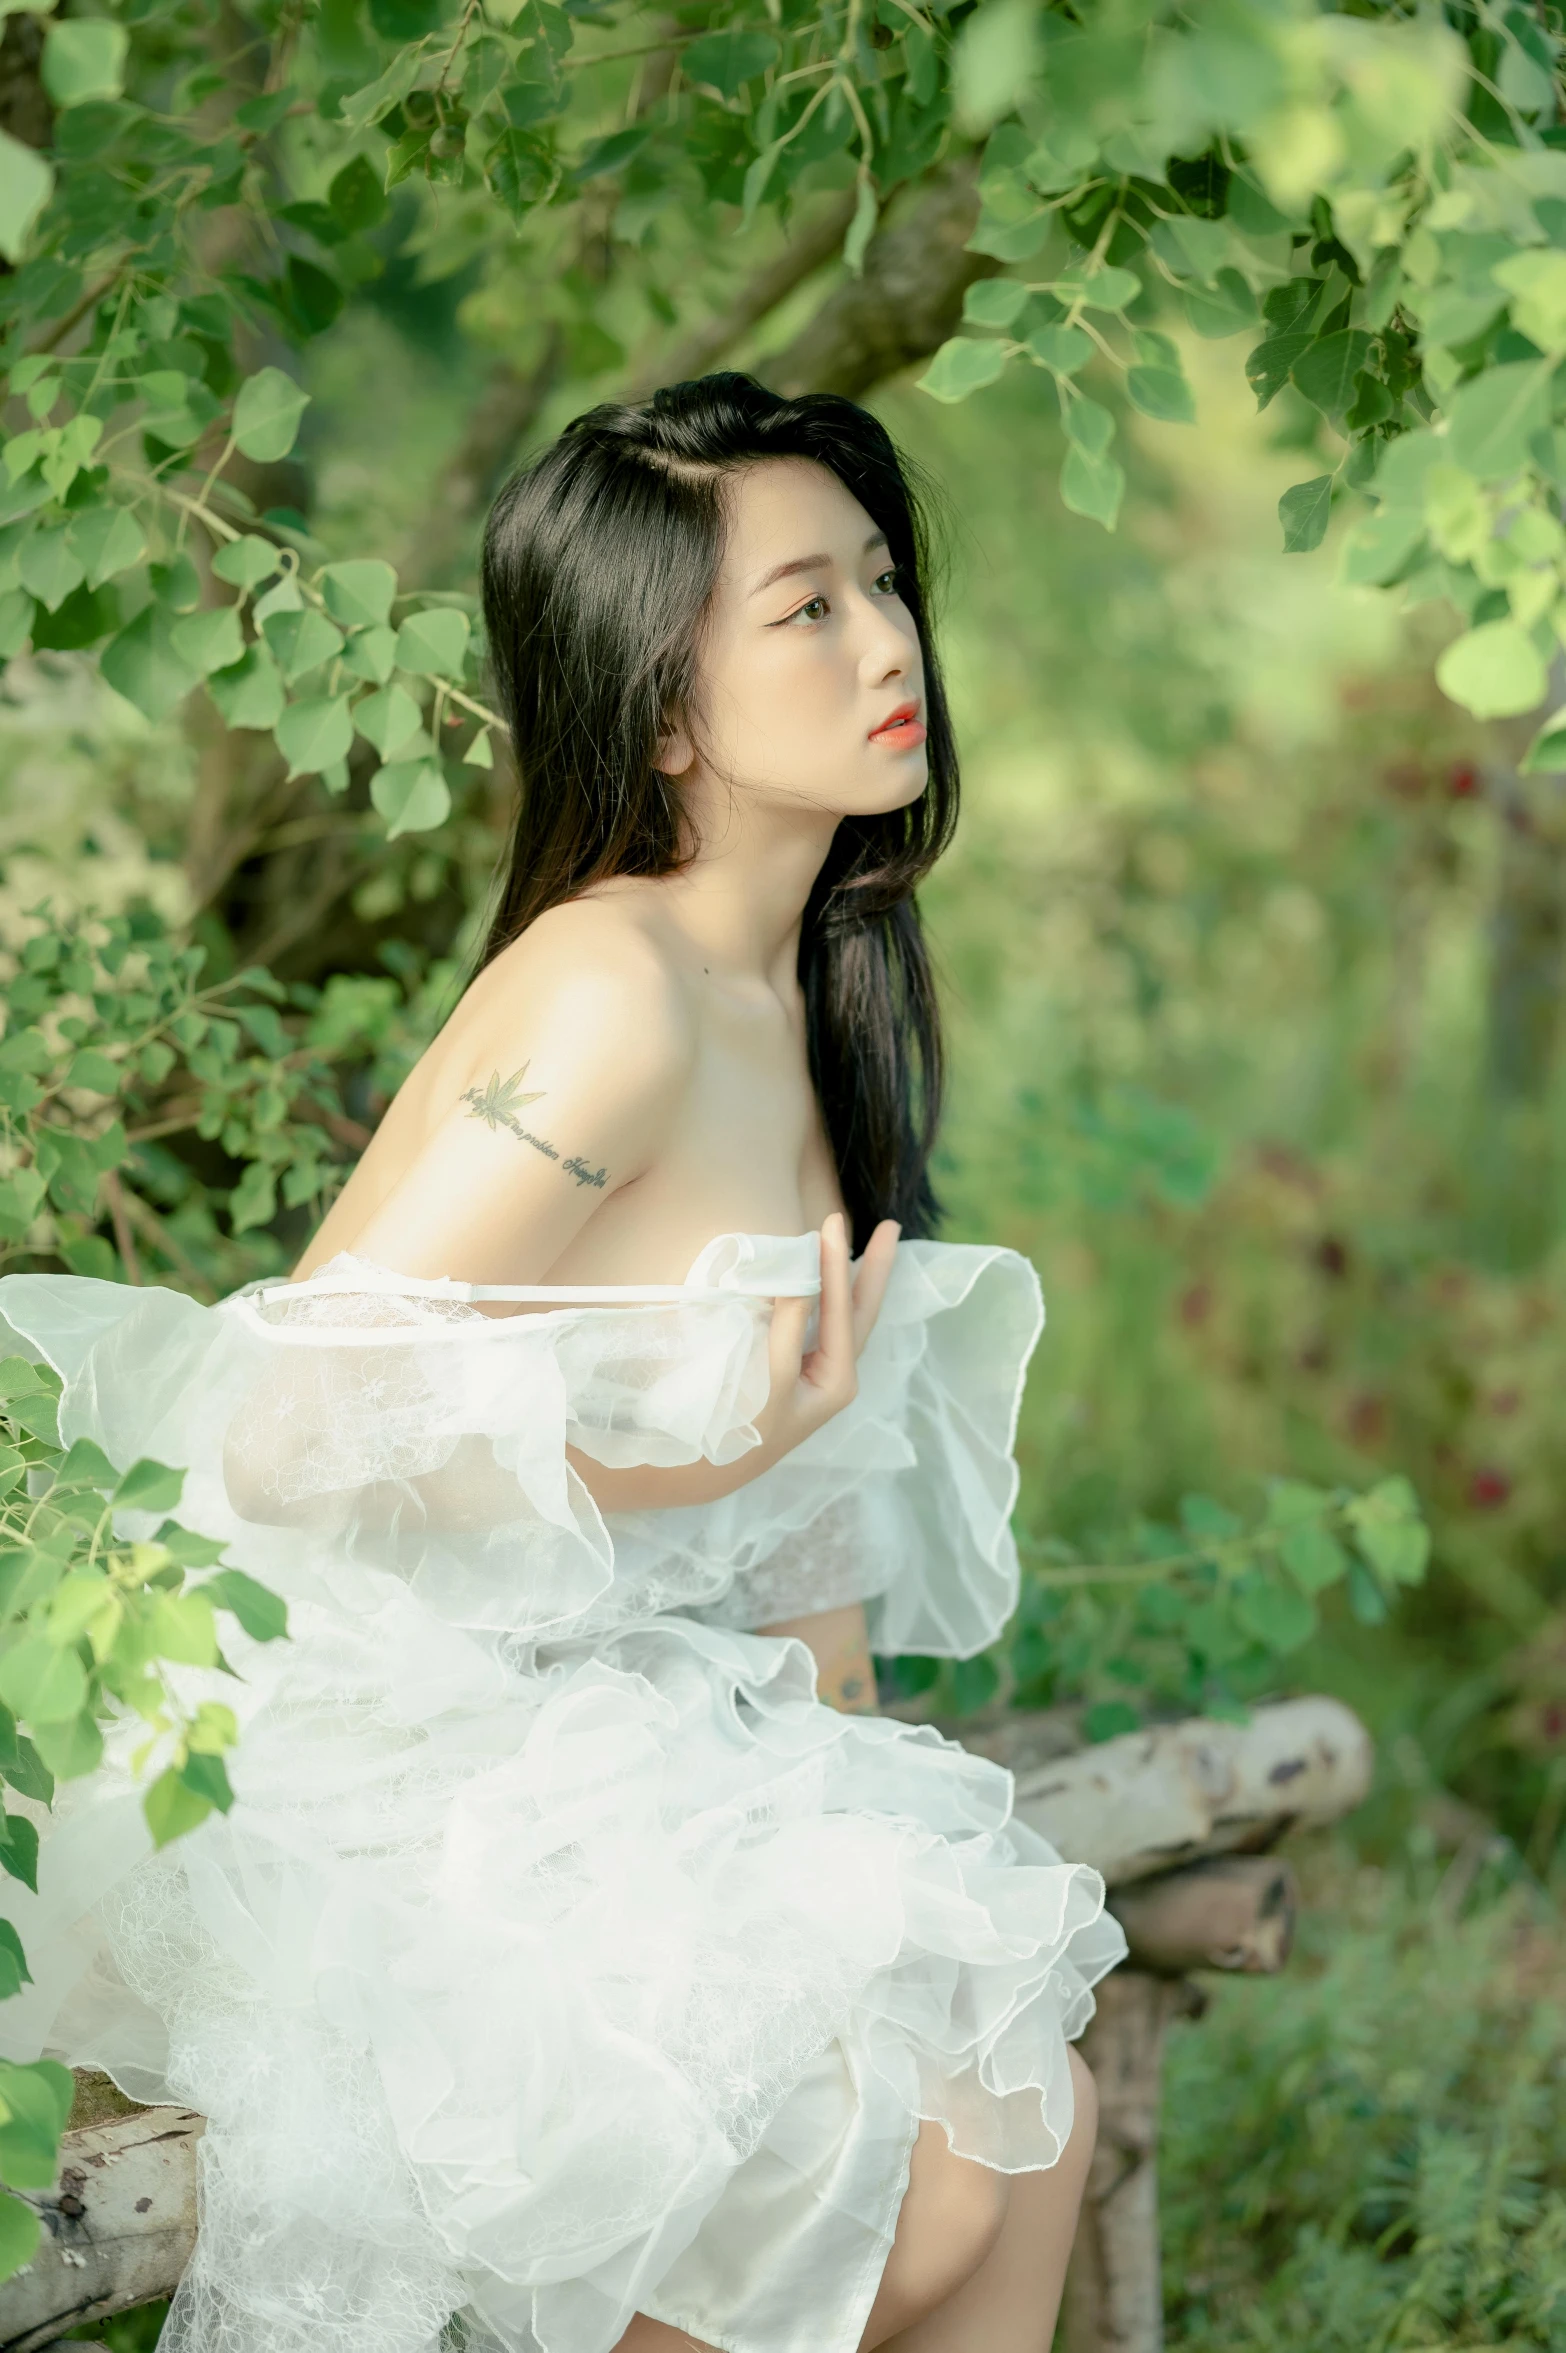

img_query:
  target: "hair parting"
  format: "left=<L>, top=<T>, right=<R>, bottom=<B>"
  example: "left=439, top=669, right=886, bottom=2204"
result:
left=477, top=370, right=957, bottom=1246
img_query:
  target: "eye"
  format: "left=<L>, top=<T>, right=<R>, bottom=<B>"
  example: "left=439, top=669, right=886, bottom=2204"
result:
left=782, top=593, right=830, bottom=625
left=871, top=566, right=902, bottom=597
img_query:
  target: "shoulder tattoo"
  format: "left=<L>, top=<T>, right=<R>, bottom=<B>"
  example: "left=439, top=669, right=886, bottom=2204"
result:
left=460, top=1065, right=609, bottom=1190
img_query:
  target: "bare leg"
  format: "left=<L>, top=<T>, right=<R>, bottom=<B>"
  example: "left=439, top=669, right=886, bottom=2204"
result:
left=862, top=2049, right=1099, bottom=2353
left=614, top=2318, right=721, bottom=2352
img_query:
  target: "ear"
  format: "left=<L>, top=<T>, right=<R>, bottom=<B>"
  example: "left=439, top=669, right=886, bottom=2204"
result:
left=654, top=719, right=695, bottom=778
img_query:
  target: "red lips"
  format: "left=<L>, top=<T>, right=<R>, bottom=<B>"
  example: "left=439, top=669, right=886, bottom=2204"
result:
left=869, top=702, right=926, bottom=748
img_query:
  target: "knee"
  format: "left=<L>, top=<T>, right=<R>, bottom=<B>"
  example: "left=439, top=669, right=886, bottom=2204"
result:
left=1064, top=2045, right=1098, bottom=2172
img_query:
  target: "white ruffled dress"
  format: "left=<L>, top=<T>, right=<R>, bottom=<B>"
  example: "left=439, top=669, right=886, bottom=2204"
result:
left=0, top=1233, right=1125, bottom=2353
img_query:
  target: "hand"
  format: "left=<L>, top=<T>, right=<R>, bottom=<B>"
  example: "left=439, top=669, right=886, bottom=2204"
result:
left=565, top=1210, right=900, bottom=1514
left=758, top=1210, right=901, bottom=1460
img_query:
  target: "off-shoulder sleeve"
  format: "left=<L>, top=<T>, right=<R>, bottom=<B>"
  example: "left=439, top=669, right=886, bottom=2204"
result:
left=0, top=1256, right=774, bottom=1646
left=688, top=1241, right=1043, bottom=1658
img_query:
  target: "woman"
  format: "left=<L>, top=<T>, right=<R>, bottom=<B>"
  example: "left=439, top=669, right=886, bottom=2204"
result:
left=0, top=374, right=1124, bottom=2353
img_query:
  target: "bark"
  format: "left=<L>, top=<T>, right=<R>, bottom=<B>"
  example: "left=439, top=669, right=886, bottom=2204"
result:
left=1059, top=1974, right=1206, bottom=2353
left=624, top=190, right=860, bottom=398
left=953, top=1695, right=1374, bottom=1887
left=757, top=158, right=995, bottom=401
left=0, top=2103, right=203, bottom=2353
left=1111, top=1854, right=1296, bottom=1977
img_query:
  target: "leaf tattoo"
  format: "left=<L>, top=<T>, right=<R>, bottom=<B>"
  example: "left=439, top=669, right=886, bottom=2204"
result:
left=462, top=1064, right=545, bottom=1134
left=460, top=1065, right=609, bottom=1189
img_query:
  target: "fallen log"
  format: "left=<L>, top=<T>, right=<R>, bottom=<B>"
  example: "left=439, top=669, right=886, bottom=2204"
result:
left=0, top=1695, right=1372, bottom=2352
left=955, top=1693, right=1373, bottom=1886
left=0, top=2104, right=203, bottom=2353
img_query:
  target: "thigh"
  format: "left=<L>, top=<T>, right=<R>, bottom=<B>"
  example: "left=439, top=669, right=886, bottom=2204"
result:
left=858, top=2117, right=1013, bottom=2350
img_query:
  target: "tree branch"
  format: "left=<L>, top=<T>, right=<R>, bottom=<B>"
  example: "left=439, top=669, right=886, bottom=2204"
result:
left=758, top=157, right=996, bottom=401
left=624, top=189, right=860, bottom=398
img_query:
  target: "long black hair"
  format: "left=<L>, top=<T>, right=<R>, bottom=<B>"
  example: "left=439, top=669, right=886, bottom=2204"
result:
left=477, top=370, right=958, bottom=1247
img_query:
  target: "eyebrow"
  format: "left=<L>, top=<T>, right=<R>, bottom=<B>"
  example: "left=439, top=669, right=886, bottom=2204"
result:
left=750, top=529, right=889, bottom=596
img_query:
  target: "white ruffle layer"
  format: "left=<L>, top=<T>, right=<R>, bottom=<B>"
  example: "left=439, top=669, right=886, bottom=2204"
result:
left=0, top=1236, right=1125, bottom=2353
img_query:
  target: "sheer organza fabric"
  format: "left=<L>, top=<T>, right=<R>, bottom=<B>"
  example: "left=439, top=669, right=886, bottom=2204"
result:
left=0, top=1234, right=1125, bottom=2353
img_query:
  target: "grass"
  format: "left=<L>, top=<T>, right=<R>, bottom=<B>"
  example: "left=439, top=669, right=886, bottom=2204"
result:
left=1163, top=1848, right=1566, bottom=2352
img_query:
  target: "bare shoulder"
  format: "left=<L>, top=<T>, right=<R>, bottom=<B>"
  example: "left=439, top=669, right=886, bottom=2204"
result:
left=442, top=895, right=698, bottom=1100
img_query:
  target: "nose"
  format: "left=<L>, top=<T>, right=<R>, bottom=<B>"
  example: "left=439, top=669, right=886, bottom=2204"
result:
left=857, top=588, right=917, bottom=687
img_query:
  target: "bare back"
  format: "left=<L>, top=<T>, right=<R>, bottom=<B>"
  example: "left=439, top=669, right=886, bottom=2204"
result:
left=297, top=883, right=846, bottom=1289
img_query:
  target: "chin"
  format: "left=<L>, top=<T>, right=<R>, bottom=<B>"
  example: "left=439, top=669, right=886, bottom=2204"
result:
left=854, top=756, right=929, bottom=816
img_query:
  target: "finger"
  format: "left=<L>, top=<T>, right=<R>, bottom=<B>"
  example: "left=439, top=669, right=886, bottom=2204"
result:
left=803, top=1211, right=852, bottom=1391
left=851, top=1219, right=901, bottom=1354
left=767, top=1291, right=812, bottom=1385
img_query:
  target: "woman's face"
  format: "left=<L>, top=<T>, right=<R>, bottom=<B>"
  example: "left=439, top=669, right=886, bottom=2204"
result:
left=666, top=457, right=929, bottom=822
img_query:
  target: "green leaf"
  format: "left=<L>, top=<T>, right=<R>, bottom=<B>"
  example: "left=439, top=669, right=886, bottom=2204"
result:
left=953, top=0, right=1040, bottom=133
left=1291, top=330, right=1374, bottom=423
left=0, top=1638, right=87, bottom=1726
left=169, top=605, right=245, bottom=678
left=1025, top=323, right=1093, bottom=374
left=341, top=624, right=397, bottom=684
left=843, top=176, right=877, bottom=277
left=204, top=1567, right=287, bottom=1643
left=274, top=693, right=354, bottom=778
left=210, top=535, right=282, bottom=591
left=0, top=129, right=55, bottom=265
left=261, top=605, right=345, bottom=682
left=100, top=605, right=200, bottom=722
left=393, top=607, right=470, bottom=678
left=69, top=504, right=146, bottom=590
left=463, top=726, right=494, bottom=769
left=328, top=154, right=388, bottom=234
left=18, top=526, right=84, bottom=613
left=232, top=368, right=310, bottom=465
left=0, top=2057, right=71, bottom=2191
left=1436, top=618, right=1549, bottom=719
left=207, top=643, right=286, bottom=731
left=0, top=1918, right=30, bottom=1999
left=0, top=1811, right=38, bottom=1891
left=146, top=1591, right=217, bottom=1667
left=1444, top=360, right=1554, bottom=481
left=0, top=2190, right=40, bottom=2283
left=1064, top=399, right=1115, bottom=459
left=64, top=1049, right=121, bottom=1094
left=370, top=757, right=451, bottom=838
left=1346, top=1476, right=1430, bottom=1587
left=1279, top=475, right=1333, bottom=554
left=962, top=278, right=1030, bottom=330
left=0, top=589, right=33, bottom=659
left=1126, top=365, right=1195, bottom=424
left=354, top=682, right=424, bottom=758
left=1347, top=1553, right=1389, bottom=1624
left=179, top=1748, right=234, bottom=1813
left=1340, top=507, right=1425, bottom=588
left=319, top=560, right=397, bottom=629
left=1057, top=265, right=1140, bottom=312
left=1059, top=445, right=1125, bottom=531
left=682, top=25, right=779, bottom=97
left=1233, top=1574, right=1317, bottom=1653
left=1183, top=268, right=1258, bottom=339
left=143, top=1764, right=213, bottom=1848
left=1520, top=705, right=1566, bottom=773
left=113, top=1457, right=185, bottom=1514
left=28, top=1707, right=102, bottom=1780
left=916, top=337, right=1009, bottom=403
left=42, top=18, right=128, bottom=107
left=228, top=1160, right=276, bottom=1235
left=1279, top=1520, right=1349, bottom=1592
left=1083, top=1699, right=1140, bottom=1743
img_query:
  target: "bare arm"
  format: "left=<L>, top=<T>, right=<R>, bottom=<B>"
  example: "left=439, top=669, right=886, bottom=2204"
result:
left=225, top=925, right=899, bottom=1525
